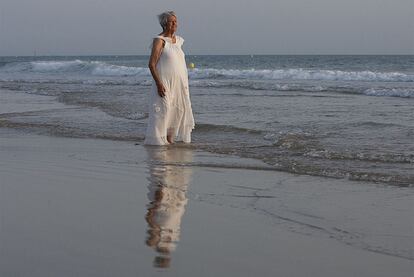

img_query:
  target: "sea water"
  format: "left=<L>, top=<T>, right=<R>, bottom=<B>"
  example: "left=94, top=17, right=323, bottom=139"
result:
left=0, top=55, right=413, bottom=185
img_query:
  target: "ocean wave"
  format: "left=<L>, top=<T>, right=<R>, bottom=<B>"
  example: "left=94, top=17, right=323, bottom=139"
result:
left=188, top=68, right=414, bottom=82
left=263, top=130, right=315, bottom=148
left=190, top=80, right=328, bottom=92
left=123, top=112, right=148, bottom=120
left=0, top=60, right=151, bottom=77
left=363, top=88, right=414, bottom=98
left=189, top=81, right=414, bottom=99
left=1, top=60, right=414, bottom=82
left=90, top=62, right=148, bottom=76
left=196, top=123, right=263, bottom=134
left=304, top=149, right=414, bottom=164
left=264, top=130, right=414, bottom=164
left=0, top=77, right=152, bottom=86
left=1, top=77, right=413, bottom=100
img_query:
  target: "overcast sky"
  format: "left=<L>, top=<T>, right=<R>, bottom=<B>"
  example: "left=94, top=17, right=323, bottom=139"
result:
left=0, top=0, right=413, bottom=56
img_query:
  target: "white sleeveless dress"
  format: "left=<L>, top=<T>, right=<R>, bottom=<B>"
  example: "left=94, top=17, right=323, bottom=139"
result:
left=144, top=35, right=195, bottom=145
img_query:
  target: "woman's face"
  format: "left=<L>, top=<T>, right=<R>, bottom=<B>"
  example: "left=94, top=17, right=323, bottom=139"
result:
left=165, top=16, right=177, bottom=33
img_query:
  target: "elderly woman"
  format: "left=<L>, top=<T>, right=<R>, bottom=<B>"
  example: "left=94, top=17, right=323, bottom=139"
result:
left=144, top=11, right=195, bottom=145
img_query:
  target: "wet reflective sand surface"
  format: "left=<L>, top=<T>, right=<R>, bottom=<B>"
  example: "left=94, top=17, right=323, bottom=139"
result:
left=1, top=129, right=412, bottom=277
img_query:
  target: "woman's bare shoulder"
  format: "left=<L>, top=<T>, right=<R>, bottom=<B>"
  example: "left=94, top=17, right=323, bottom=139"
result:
left=152, top=37, right=165, bottom=47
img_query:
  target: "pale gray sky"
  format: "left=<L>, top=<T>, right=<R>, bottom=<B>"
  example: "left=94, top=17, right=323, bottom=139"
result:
left=0, top=0, right=413, bottom=56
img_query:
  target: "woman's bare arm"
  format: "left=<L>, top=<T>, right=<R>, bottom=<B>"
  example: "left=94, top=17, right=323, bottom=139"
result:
left=148, top=38, right=166, bottom=97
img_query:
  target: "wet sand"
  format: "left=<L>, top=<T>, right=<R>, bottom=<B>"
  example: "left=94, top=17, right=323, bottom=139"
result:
left=0, top=128, right=413, bottom=277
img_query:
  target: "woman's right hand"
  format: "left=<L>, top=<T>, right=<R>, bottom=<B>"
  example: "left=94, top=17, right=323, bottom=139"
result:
left=156, top=82, right=166, bottom=97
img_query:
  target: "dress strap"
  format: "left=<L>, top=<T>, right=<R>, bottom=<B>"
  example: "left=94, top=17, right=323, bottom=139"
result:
left=154, top=35, right=165, bottom=42
left=155, top=35, right=180, bottom=45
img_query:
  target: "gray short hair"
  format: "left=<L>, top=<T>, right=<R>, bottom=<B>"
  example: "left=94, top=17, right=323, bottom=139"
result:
left=158, top=11, right=176, bottom=30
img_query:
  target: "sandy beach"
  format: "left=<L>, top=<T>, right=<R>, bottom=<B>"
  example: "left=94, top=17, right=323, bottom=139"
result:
left=1, top=127, right=413, bottom=276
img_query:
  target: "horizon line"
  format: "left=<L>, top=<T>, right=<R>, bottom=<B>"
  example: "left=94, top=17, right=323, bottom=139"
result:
left=1, top=53, right=414, bottom=58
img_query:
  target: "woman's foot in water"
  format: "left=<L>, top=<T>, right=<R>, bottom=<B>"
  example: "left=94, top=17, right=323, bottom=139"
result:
left=167, top=133, right=174, bottom=144
left=166, top=128, right=175, bottom=144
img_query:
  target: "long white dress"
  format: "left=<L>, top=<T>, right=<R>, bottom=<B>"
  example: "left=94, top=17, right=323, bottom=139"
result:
left=144, top=35, right=195, bottom=145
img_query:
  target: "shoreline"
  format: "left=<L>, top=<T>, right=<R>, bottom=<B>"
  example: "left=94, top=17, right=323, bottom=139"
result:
left=1, top=88, right=412, bottom=187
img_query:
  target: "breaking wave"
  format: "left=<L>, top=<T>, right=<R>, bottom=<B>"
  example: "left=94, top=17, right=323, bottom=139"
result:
left=363, top=88, right=414, bottom=98
left=1, top=60, right=414, bottom=82
left=1, top=60, right=413, bottom=98
left=188, top=68, right=414, bottom=82
left=0, top=60, right=150, bottom=76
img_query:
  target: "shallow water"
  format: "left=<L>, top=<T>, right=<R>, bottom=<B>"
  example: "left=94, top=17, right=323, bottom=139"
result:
left=0, top=55, right=413, bottom=185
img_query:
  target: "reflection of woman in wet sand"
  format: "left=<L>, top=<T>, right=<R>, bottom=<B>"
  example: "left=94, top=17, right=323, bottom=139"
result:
left=145, top=147, right=193, bottom=268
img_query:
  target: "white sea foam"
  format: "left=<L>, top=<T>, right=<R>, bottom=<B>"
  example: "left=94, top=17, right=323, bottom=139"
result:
left=0, top=60, right=151, bottom=77
left=31, top=60, right=85, bottom=72
left=90, top=62, right=149, bottom=76
left=189, top=80, right=328, bottom=92
left=363, top=88, right=414, bottom=98
left=124, top=112, right=148, bottom=120
left=188, top=68, right=414, bottom=82
left=1, top=60, right=413, bottom=82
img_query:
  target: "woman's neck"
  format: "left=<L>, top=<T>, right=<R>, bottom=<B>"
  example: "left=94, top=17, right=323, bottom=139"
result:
left=161, top=31, right=175, bottom=38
